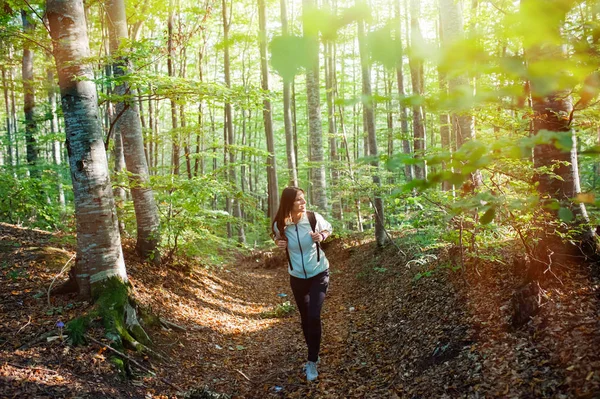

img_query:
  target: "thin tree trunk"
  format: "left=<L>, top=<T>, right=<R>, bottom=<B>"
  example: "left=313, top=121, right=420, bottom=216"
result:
left=22, top=11, right=38, bottom=177
left=325, top=28, right=340, bottom=218
left=280, top=0, right=298, bottom=187
left=168, top=0, right=180, bottom=176
left=303, top=0, right=327, bottom=211
left=1, top=65, right=14, bottom=170
left=409, top=0, right=426, bottom=180
left=357, top=9, right=386, bottom=247
left=106, top=0, right=161, bottom=262
left=439, top=0, right=481, bottom=189
left=259, top=0, right=279, bottom=220
left=47, top=69, right=65, bottom=208
left=223, top=0, right=245, bottom=243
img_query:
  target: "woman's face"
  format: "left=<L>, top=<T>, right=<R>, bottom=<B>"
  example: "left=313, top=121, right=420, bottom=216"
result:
left=292, top=191, right=306, bottom=214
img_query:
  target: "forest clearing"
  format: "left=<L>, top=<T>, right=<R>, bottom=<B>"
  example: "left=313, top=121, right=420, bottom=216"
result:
left=1, top=0, right=600, bottom=397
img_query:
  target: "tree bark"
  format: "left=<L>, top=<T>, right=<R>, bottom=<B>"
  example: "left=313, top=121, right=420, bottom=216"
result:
left=22, top=11, right=38, bottom=177
left=280, top=0, right=298, bottom=187
left=223, top=0, right=245, bottom=243
left=357, top=9, right=386, bottom=247
left=439, top=0, right=481, bottom=189
left=47, top=0, right=127, bottom=297
left=168, top=0, right=180, bottom=176
left=1, top=64, right=14, bottom=170
left=106, top=0, right=161, bottom=262
left=303, top=0, right=327, bottom=211
left=47, top=69, right=66, bottom=208
left=259, top=0, right=279, bottom=220
left=409, top=0, right=427, bottom=180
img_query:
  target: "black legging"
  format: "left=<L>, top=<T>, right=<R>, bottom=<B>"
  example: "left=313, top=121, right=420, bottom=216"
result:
left=290, top=270, right=329, bottom=362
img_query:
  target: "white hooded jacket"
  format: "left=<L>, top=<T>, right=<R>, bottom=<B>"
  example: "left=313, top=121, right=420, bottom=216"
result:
left=273, top=211, right=332, bottom=279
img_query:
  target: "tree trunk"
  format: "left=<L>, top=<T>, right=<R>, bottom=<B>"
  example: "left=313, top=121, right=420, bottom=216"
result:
left=409, top=0, right=426, bottom=180
left=357, top=9, right=386, bottom=247
left=47, top=69, right=66, bottom=208
left=439, top=0, right=480, bottom=189
left=168, top=0, right=180, bottom=176
left=280, top=0, right=298, bottom=187
left=47, top=0, right=128, bottom=297
left=324, top=23, right=340, bottom=218
left=223, top=0, right=245, bottom=243
left=303, top=0, right=327, bottom=211
left=22, top=11, right=38, bottom=177
left=106, top=0, right=161, bottom=262
left=259, top=0, right=280, bottom=220
left=394, top=2, right=412, bottom=182
left=2, top=65, right=14, bottom=170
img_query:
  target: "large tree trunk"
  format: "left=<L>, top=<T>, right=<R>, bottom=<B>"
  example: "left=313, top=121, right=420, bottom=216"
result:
left=280, top=0, right=298, bottom=187
left=303, top=0, right=327, bottom=211
left=22, top=11, right=38, bottom=177
left=357, top=10, right=386, bottom=247
left=511, top=0, right=597, bottom=329
left=259, top=0, right=279, bottom=220
left=106, top=0, right=161, bottom=262
left=47, top=0, right=127, bottom=297
left=47, top=0, right=150, bottom=351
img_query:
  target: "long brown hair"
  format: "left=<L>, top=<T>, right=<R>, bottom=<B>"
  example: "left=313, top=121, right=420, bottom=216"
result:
left=272, top=187, right=304, bottom=239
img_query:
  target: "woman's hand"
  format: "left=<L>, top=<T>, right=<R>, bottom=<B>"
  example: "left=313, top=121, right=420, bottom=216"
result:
left=276, top=240, right=288, bottom=250
left=310, top=231, right=325, bottom=243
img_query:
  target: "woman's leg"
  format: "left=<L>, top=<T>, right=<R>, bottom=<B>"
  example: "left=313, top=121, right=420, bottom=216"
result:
left=306, top=270, right=329, bottom=362
left=290, top=276, right=311, bottom=349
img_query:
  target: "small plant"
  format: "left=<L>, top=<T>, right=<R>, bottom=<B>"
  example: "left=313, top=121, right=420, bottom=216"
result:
left=261, top=301, right=294, bottom=318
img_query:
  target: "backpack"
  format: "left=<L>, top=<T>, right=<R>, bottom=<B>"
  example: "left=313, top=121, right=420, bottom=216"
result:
left=283, top=211, right=322, bottom=271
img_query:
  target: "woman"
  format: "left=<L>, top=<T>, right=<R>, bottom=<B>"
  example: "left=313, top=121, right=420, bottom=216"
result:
left=272, top=187, right=332, bottom=382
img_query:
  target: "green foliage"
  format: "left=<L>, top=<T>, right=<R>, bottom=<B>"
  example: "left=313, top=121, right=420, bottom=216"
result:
left=0, top=170, right=71, bottom=230
left=66, top=316, right=91, bottom=346
left=261, top=301, right=294, bottom=318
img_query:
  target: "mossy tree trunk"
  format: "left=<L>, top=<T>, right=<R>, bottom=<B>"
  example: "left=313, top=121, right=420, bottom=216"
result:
left=47, top=0, right=150, bottom=350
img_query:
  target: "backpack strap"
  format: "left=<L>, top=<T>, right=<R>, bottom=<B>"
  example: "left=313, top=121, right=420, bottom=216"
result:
left=276, top=220, right=293, bottom=271
left=307, top=211, right=320, bottom=262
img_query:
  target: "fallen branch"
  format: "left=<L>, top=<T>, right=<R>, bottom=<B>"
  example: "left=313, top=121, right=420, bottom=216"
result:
left=236, top=369, right=252, bottom=382
left=85, top=334, right=183, bottom=392
left=18, top=329, right=57, bottom=350
left=160, top=318, right=187, bottom=332
left=47, top=253, right=76, bottom=306
left=16, top=316, right=32, bottom=335
left=6, top=362, right=58, bottom=374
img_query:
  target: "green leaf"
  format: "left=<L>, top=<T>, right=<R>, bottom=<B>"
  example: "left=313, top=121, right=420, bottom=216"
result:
left=558, top=207, right=574, bottom=222
left=269, top=35, right=312, bottom=82
left=554, top=132, right=573, bottom=151
left=480, top=207, right=496, bottom=225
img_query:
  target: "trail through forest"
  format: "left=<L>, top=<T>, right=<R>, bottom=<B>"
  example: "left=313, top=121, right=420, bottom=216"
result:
left=1, top=223, right=600, bottom=398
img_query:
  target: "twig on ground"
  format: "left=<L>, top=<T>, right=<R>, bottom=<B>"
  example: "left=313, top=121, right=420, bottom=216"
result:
left=7, top=362, right=58, bottom=374
left=86, top=334, right=183, bottom=392
left=47, top=253, right=76, bottom=306
left=236, top=369, right=252, bottom=382
left=16, top=316, right=32, bottom=335
left=18, top=329, right=57, bottom=350
left=160, top=318, right=187, bottom=332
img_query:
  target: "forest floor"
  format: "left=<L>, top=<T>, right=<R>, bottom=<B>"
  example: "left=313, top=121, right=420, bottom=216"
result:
left=1, top=222, right=600, bottom=398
